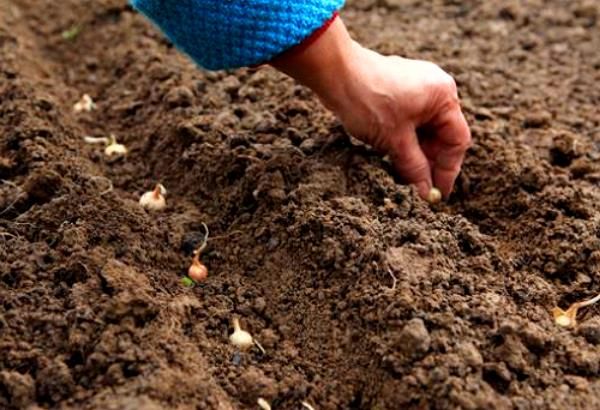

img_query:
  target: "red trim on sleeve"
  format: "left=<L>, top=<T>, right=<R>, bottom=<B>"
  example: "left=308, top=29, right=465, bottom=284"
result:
left=290, top=11, right=340, bottom=56
left=270, top=11, right=340, bottom=64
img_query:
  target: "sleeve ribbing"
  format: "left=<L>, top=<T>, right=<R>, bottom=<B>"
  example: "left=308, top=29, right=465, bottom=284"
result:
left=130, top=0, right=345, bottom=70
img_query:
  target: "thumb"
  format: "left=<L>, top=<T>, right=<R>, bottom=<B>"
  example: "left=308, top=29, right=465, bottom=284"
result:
left=388, top=128, right=432, bottom=199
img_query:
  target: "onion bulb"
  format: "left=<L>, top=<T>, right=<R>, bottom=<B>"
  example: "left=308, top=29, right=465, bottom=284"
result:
left=553, top=292, right=600, bottom=328
left=188, top=256, right=208, bottom=282
left=229, top=318, right=254, bottom=350
left=83, top=134, right=127, bottom=157
left=139, top=183, right=167, bottom=211
left=104, top=134, right=128, bottom=156
left=186, top=223, right=209, bottom=283
left=427, top=187, right=442, bottom=204
left=73, top=94, right=96, bottom=113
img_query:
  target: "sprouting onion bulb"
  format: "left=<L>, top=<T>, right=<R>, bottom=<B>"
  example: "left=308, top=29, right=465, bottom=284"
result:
left=229, top=318, right=254, bottom=350
left=73, top=94, right=95, bottom=113
left=257, top=398, right=272, bottom=410
left=188, top=255, right=208, bottom=282
left=83, top=134, right=127, bottom=157
left=139, top=183, right=167, bottom=211
left=427, top=187, right=442, bottom=204
left=553, top=292, right=600, bottom=328
left=104, top=134, right=128, bottom=156
left=553, top=310, right=574, bottom=327
left=187, top=223, right=209, bottom=282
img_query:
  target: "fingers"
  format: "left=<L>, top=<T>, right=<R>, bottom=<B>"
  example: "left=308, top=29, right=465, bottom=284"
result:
left=427, top=103, right=471, bottom=198
left=389, top=127, right=432, bottom=199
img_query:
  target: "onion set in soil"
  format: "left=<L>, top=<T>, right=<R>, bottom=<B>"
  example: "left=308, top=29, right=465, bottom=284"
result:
left=139, top=183, right=167, bottom=211
left=553, top=292, right=600, bottom=328
left=83, top=134, right=128, bottom=156
left=230, top=317, right=266, bottom=354
left=73, top=94, right=95, bottom=113
left=180, top=223, right=209, bottom=284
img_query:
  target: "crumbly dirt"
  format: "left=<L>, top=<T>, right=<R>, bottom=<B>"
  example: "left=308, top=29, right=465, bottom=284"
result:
left=0, top=0, right=599, bottom=409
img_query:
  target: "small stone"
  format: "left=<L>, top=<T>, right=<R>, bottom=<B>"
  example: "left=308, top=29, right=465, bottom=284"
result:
left=266, top=237, right=279, bottom=251
left=232, top=352, right=242, bottom=366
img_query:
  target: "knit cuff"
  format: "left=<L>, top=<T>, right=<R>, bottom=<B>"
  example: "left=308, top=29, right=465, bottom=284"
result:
left=130, top=0, right=346, bottom=70
left=273, top=11, right=340, bottom=63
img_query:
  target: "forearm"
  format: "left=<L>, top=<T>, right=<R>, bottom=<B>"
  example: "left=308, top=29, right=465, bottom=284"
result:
left=270, top=16, right=357, bottom=113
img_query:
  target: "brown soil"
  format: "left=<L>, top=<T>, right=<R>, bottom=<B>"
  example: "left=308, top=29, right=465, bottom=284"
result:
left=1, top=0, right=599, bottom=409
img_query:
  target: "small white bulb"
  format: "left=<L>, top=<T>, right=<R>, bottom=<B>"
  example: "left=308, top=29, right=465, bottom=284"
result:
left=104, top=143, right=128, bottom=156
left=139, top=184, right=167, bottom=211
left=427, top=187, right=442, bottom=204
left=555, top=315, right=572, bottom=328
left=229, top=318, right=254, bottom=350
left=103, top=134, right=127, bottom=156
left=73, top=94, right=96, bottom=113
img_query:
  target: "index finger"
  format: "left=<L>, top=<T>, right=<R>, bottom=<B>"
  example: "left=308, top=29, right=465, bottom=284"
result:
left=428, top=106, right=471, bottom=197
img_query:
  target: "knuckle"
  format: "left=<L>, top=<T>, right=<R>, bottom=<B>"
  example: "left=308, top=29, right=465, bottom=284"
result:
left=394, top=152, right=429, bottom=175
left=441, top=74, right=458, bottom=96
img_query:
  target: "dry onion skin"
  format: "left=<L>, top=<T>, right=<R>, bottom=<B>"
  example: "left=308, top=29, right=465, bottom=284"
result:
left=188, top=257, right=208, bottom=282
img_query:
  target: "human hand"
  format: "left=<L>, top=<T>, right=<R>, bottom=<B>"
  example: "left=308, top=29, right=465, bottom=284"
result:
left=273, top=18, right=471, bottom=200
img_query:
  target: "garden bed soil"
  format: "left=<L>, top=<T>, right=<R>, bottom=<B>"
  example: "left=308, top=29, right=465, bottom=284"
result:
left=1, top=0, right=599, bottom=409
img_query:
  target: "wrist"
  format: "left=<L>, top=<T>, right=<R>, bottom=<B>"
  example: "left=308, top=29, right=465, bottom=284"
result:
left=270, top=17, right=360, bottom=114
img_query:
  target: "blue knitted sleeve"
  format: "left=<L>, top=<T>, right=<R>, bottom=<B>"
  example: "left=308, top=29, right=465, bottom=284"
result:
left=130, top=0, right=345, bottom=70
